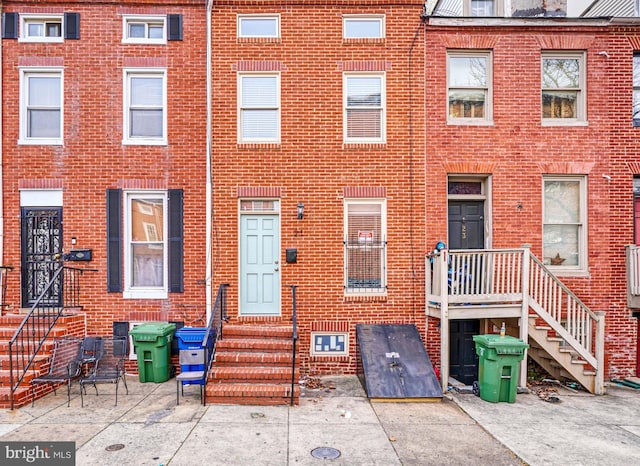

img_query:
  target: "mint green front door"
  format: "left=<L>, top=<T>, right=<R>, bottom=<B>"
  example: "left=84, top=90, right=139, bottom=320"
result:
left=240, top=214, right=281, bottom=315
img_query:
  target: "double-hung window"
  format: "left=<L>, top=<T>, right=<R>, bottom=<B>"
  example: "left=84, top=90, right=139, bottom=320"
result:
left=447, top=51, right=492, bottom=123
left=541, top=52, right=586, bottom=124
left=344, top=200, right=387, bottom=294
left=124, top=192, right=167, bottom=298
left=343, top=15, right=384, bottom=39
left=19, top=69, right=63, bottom=145
left=238, top=74, right=280, bottom=143
left=344, top=74, right=385, bottom=143
left=237, top=15, right=280, bottom=38
left=633, top=53, right=640, bottom=126
left=464, top=0, right=503, bottom=16
left=123, top=69, right=167, bottom=145
left=123, top=16, right=165, bottom=44
left=542, top=176, right=587, bottom=272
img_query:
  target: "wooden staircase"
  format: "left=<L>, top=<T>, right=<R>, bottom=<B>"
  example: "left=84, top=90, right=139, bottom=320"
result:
left=207, top=324, right=299, bottom=405
left=526, top=315, right=597, bottom=393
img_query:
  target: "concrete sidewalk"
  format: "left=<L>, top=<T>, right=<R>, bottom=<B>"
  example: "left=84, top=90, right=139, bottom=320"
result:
left=0, top=375, right=639, bottom=465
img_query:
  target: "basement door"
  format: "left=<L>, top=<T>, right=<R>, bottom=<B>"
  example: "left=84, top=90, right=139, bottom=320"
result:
left=20, top=207, right=63, bottom=308
left=448, top=200, right=484, bottom=385
left=240, top=213, right=281, bottom=315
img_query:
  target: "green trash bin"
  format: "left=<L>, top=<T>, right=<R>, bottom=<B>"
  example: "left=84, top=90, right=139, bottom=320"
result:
left=473, top=334, right=529, bottom=403
left=129, top=322, right=176, bottom=383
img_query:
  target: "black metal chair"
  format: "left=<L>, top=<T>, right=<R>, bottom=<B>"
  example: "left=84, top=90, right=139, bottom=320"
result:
left=79, top=338, right=128, bottom=407
left=31, top=338, right=83, bottom=407
left=80, top=336, right=104, bottom=369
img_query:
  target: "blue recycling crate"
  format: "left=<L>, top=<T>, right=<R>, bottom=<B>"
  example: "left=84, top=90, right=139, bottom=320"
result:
left=175, top=327, right=215, bottom=351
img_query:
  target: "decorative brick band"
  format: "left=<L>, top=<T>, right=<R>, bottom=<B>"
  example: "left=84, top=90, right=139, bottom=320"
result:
left=119, top=179, right=168, bottom=189
left=538, top=162, right=594, bottom=174
left=117, top=7, right=167, bottom=15
left=536, top=35, right=593, bottom=50
left=237, top=186, right=282, bottom=198
left=18, top=179, right=63, bottom=189
left=123, top=57, right=167, bottom=68
left=21, top=7, right=63, bottom=13
left=19, top=57, right=63, bottom=67
left=343, top=186, right=386, bottom=198
left=311, top=321, right=350, bottom=332
left=339, top=60, right=391, bottom=72
left=441, top=35, right=501, bottom=49
left=234, top=61, right=283, bottom=72
left=129, top=310, right=169, bottom=322
left=443, top=161, right=497, bottom=174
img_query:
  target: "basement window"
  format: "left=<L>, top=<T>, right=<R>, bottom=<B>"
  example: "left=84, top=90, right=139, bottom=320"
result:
left=310, top=332, right=349, bottom=356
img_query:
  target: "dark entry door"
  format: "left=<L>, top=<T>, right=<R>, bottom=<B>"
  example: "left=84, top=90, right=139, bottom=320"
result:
left=449, top=319, right=480, bottom=385
left=448, top=200, right=484, bottom=384
left=21, top=207, right=63, bottom=307
left=448, top=200, right=484, bottom=250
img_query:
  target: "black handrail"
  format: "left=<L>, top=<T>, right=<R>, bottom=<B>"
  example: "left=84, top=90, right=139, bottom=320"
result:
left=8, top=264, right=96, bottom=409
left=0, top=266, right=14, bottom=314
left=289, top=285, right=298, bottom=406
left=202, top=283, right=229, bottom=405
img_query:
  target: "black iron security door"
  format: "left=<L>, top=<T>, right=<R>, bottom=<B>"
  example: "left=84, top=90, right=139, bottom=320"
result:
left=21, top=207, right=63, bottom=307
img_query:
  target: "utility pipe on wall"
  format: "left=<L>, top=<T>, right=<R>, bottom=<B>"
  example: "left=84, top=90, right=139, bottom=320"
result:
left=205, top=0, right=214, bottom=322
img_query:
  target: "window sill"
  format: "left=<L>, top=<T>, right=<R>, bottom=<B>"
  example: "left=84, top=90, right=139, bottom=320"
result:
left=544, top=268, right=590, bottom=278
left=18, top=138, right=63, bottom=146
left=541, top=120, right=588, bottom=127
left=122, top=138, right=168, bottom=146
left=19, top=38, right=64, bottom=44
left=122, top=39, right=167, bottom=45
left=447, top=119, right=494, bottom=126
left=123, top=290, right=168, bottom=300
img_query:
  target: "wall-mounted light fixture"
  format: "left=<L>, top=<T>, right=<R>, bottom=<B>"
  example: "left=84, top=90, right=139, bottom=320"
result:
left=297, top=203, right=304, bottom=220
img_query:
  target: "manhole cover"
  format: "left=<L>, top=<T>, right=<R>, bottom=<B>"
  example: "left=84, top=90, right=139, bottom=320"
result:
left=105, top=444, right=125, bottom=452
left=311, top=447, right=341, bottom=460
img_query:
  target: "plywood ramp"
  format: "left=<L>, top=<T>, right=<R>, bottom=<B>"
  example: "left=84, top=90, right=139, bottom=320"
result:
left=356, top=324, right=442, bottom=402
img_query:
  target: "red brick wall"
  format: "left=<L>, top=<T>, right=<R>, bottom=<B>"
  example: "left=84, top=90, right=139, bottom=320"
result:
left=1, top=1, right=210, bottom=333
left=211, top=2, right=427, bottom=376
left=423, top=20, right=640, bottom=379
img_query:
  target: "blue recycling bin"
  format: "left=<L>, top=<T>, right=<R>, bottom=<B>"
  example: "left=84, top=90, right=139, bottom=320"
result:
left=175, top=327, right=214, bottom=372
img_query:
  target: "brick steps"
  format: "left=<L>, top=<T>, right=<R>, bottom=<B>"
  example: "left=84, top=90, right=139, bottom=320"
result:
left=206, top=324, right=299, bottom=405
left=0, top=386, right=32, bottom=409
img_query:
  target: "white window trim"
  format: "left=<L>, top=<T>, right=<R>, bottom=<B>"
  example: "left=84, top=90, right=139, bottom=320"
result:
left=541, top=52, right=587, bottom=126
left=343, top=73, right=386, bottom=144
left=18, top=67, right=64, bottom=146
left=542, top=175, right=588, bottom=275
left=237, top=72, right=281, bottom=144
left=447, top=50, right=493, bottom=125
left=237, top=14, right=280, bottom=39
left=19, top=14, right=64, bottom=43
left=310, top=332, right=350, bottom=357
left=123, top=191, right=168, bottom=299
left=122, top=15, right=167, bottom=44
left=344, top=198, right=387, bottom=296
left=463, top=0, right=504, bottom=16
left=122, top=68, right=168, bottom=146
left=342, top=15, right=385, bottom=39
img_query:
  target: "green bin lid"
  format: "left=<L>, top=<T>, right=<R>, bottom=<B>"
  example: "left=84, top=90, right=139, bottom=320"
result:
left=473, top=334, right=529, bottom=351
left=129, top=322, right=176, bottom=339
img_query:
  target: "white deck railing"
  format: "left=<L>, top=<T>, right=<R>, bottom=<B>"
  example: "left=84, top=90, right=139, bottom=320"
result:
left=626, top=245, right=640, bottom=308
left=426, top=246, right=605, bottom=394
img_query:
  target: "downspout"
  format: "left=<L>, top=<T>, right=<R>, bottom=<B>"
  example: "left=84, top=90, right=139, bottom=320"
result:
left=0, top=5, right=5, bottom=266
left=205, top=0, right=214, bottom=322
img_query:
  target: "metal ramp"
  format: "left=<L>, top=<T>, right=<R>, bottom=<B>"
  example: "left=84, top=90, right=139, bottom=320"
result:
left=356, top=324, right=442, bottom=401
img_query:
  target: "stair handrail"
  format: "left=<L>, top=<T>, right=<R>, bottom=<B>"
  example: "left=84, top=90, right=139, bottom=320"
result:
left=527, top=253, right=603, bottom=371
left=0, top=266, right=14, bottom=315
left=289, top=285, right=298, bottom=406
left=202, top=283, right=229, bottom=405
left=8, top=264, right=94, bottom=409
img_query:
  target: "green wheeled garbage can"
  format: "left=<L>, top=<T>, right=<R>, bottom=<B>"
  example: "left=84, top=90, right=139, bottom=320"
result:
left=129, top=322, right=176, bottom=383
left=473, top=334, right=529, bottom=403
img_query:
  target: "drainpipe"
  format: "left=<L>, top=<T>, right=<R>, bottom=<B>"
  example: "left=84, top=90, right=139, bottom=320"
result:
left=0, top=5, right=5, bottom=266
left=205, top=0, right=214, bottom=322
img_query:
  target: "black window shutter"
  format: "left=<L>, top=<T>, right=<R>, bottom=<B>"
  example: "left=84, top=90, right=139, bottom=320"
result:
left=64, top=13, right=80, bottom=40
left=2, top=12, right=18, bottom=39
left=168, top=189, right=184, bottom=292
left=107, top=189, right=123, bottom=292
left=167, top=14, right=183, bottom=41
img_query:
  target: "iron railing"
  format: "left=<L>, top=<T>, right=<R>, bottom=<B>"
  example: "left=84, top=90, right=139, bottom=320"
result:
left=343, top=240, right=387, bottom=293
left=8, top=264, right=94, bottom=409
left=202, top=283, right=229, bottom=405
left=0, top=266, right=14, bottom=314
left=289, top=285, right=298, bottom=406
